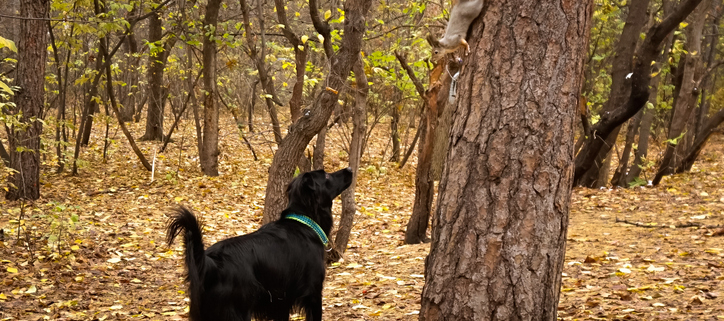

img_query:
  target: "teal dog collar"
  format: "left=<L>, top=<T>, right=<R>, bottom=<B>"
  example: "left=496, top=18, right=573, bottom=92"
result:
left=285, top=214, right=330, bottom=248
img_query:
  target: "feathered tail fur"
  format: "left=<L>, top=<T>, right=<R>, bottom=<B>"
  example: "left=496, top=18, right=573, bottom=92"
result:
left=166, top=207, right=206, bottom=320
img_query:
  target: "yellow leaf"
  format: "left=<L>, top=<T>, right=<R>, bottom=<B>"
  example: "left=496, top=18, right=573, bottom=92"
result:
left=174, top=196, right=184, bottom=202
left=317, top=34, right=325, bottom=44
left=0, top=293, right=6, bottom=300
left=7, top=267, right=17, bottom=273
left=25, top=285, right=36, bottom=294
left=301, top=35, right=309, bottom=44
left=324, top=10, right=331, bottom=20
left=71, top=245, right=79, bottom=251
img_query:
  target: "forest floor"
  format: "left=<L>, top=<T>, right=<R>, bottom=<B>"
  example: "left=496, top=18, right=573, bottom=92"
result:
left=1, top=116, right=724, bottom=320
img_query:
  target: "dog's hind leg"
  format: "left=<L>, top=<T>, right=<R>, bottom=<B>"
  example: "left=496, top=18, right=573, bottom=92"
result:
left=303, top=297, right=323, bottom=321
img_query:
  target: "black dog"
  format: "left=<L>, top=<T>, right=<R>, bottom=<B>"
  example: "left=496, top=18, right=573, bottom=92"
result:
left=166, top=168, right=353, bottom=321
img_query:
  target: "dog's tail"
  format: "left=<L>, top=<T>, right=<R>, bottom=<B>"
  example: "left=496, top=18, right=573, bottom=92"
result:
left=166, top=207, right=206, bottom=320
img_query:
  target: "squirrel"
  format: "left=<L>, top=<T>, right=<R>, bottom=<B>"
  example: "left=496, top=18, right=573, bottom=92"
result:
left=432, top=0, right=485, bottom=61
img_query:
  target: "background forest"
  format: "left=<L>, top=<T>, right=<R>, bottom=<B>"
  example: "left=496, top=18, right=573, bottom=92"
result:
left=1, top=0, right=724, bottom=319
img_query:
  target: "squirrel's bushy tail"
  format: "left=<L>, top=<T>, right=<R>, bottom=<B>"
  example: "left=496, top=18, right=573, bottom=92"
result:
left=166, top=207, right=206, bottom=320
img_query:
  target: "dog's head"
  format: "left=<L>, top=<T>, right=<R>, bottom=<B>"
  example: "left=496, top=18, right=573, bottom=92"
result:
left=283, top=168, right=353, bottom=234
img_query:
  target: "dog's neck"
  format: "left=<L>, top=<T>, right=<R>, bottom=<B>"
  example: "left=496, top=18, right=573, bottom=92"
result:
left=281, top=206, right=333, bottom=237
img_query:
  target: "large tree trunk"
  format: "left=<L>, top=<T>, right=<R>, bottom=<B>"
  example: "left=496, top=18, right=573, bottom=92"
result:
left=262, top=0, right=371, bottom=223
left=141, top=10, right=166, bottom=141
left=576, top=0, right=649, bottom=187
left=652, top=0, right=710, bottom=185
left=199, top=0, right=222, bottom=176
left=5, top=0, right=49, bottom=200
left=333, top=56, right=367, bottom=258
left=573, top=0, right=706, bottom=184
left=419, top=0, right=592, bottom=319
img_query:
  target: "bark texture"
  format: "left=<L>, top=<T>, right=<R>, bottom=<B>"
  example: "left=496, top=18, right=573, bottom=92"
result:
left=419, top=0, right=592, bottom=319
left=262, top=0, right=372, bottom=223
left=6, top=0, right=49, bottom=200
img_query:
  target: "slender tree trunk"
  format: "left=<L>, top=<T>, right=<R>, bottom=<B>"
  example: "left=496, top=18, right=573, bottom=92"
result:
left=248, top=79, right=257, bottom=133
left=420, top=0, right=592, bottom=319
left=5, top=0, right=49, bottom=200
left=239, top=0, right=283, bottom=144
left=333, top=56, right=367, bottom=258
left=199, top=0, right=222, bottom=176
left=97, top=1, right=152, bottom=171
left=389, top=90, right=401, bottom=162
left=574, top=0, right=706, bottom=184
left=653, top=0, right=710, bottom=185
left=611, top=110, right=642, bottom=186
left=675, top=108, right=724, bottom=172
left=120, top=29, right=139, bottom=122
left=80, top=52, right=103, bottom=146
left=625, top=0, right=677, bottom=185
left=693, top=8, right=721, bottom=141
left=262, top=0, right=371, bottom=223
left=404, top=58, right=458, bottom=244
left=577, top=0, right=649, bottom=187
left=141, top=10, right=165, bottom=141
left=48, top=21, right=73, bottom=173
left=313, top=126, right=327, bottom=170
left=187, top=39, right=202, bottom=160
left=627, top=105, right=655, bottom=184
left=274, top=0, right=307, bottom=122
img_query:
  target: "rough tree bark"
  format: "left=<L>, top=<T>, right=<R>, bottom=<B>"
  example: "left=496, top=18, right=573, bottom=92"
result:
left=573, top=0, right=705, bottom=185
left=576, top=0, right=649, bottom=187
left=262, top=0, right=372, bottom=223
left=652, top=0, right=710, bottom=186
left=333, top=56, right=367, bottom=258
left=419, top=0, right=592, bottom=319
left=5, top=0, right=49, bottom=200
left=199, top=0, right=223, bottom=176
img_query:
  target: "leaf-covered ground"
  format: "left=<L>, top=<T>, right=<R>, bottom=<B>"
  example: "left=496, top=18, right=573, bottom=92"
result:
left=1, top=118, right=723, bottom=320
